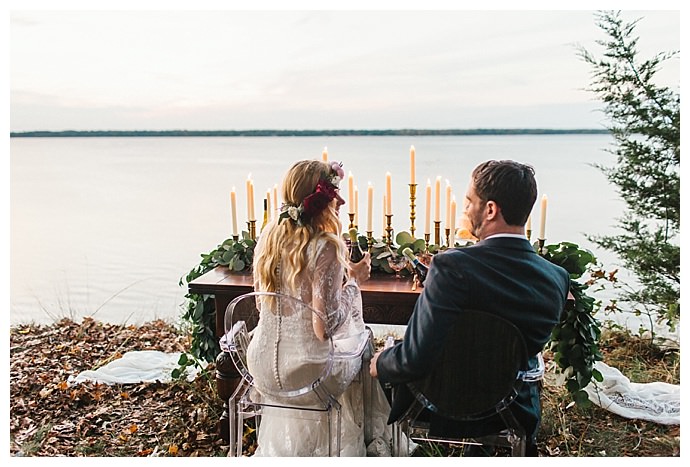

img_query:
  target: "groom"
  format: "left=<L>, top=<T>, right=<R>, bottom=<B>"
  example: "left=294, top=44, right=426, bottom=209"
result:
left=370, top=159, right=570, bottom=456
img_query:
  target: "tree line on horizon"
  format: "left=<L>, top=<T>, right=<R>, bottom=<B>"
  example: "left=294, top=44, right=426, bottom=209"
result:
left=10, top=128, right=609, bottom=137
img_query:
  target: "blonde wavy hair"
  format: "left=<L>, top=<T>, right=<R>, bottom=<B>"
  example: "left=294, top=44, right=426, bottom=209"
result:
left=253, top=160, right=349, bottom=294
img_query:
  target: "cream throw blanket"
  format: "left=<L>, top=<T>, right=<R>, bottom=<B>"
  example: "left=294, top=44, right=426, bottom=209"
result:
left=584, top=361, right=679, bottom=425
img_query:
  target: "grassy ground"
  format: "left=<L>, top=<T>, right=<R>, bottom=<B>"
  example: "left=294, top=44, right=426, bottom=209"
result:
left=9, top=317, right=680, bottom=457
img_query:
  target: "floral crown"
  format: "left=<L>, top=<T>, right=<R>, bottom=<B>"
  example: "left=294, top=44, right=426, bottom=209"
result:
left=279, top=161, right=345, bottom=226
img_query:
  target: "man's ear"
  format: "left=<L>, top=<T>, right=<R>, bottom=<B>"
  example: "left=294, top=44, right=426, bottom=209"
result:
left=485, top=200, right=500, bottom=221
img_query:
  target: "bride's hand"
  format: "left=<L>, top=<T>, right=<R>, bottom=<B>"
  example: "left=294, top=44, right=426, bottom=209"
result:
left=349, top=252, right=371, bottom=284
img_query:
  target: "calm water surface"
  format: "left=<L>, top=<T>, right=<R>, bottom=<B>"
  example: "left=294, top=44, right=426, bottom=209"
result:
left=11, top=135, right=631, bottom=326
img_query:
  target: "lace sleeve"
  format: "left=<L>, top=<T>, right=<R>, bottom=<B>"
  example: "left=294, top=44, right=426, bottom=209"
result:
left=311, top=239, right=362, bottom=336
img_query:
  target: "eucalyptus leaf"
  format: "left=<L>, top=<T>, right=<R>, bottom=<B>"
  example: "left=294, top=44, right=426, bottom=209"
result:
left=232, top=259, right=246, bottom=271
left=396, top=231, right=414, bottom=246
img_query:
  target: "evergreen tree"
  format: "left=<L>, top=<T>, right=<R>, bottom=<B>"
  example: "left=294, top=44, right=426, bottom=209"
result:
left=578, top=11, right=680, bottom=323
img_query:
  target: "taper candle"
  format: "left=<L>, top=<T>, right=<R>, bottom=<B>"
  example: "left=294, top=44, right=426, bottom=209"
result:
left=382, top=195, right=387, bottom=235
left=246, top=174, right=255, bottom=221
left=385, top=172, right=392, bottom=215
left=230, top=187, right=238, bottom=236
left=445, top=180, right=452, bottom=230
left=449, top=197, right=457, bottom=246
left=425, top=179, right=431, bottom=235
left=410, top=145, right=416, bottom=185
left=354, top=186, right=359, bottom=227
left=322, top=147, right=328, bottom=162
left=273, top=184, right=278, bottom=216
left=434, top=176, right=441, bottom=221
left=367, top=183, right=373, bottom=232
left=539, top=195, right=548, bottom=239
left=348, top=172, right=355, bottom=208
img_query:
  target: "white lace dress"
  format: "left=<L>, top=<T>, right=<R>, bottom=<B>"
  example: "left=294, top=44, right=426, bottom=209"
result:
left=246, top=237, right=392, bottom=456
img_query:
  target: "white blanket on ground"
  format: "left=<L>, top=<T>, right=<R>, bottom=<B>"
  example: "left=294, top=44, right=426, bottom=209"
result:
left=584, top=361, right=680, bottom=425
left=69, top=350, right=202, bottom=385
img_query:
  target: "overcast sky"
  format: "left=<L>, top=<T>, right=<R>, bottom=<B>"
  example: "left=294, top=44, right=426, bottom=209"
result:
left=8, top=2, right=681, bottom=131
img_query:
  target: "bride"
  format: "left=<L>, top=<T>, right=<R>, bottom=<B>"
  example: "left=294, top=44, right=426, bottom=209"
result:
left=246, top=159, right=392, bottom=456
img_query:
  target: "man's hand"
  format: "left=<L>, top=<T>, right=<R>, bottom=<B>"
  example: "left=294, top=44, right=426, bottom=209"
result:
left=369, top=350, right=381, bottom=378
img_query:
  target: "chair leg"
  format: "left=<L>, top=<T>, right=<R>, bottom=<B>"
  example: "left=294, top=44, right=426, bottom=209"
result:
left=227, top=395, right=236, bottom=457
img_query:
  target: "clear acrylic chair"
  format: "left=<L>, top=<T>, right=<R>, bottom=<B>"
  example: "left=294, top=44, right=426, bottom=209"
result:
left=222, top=291, right=371, bottom=456
left=391, top=309, right=545, bottom=457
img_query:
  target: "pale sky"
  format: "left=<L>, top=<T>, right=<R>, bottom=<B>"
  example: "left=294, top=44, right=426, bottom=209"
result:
left=8, top=2, right=682, bottom=131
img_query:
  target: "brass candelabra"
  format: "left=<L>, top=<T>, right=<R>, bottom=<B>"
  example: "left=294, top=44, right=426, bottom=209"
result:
left=348, top=213, right=355, bottom=230
left=366, top=231, right=374, bottom=251
left=385, top=214, right=394, bottom=247
left=445, top=228, right=450, bottom=248
left=248, top=220, right=257, bottom=240
left=409, top=183, right=417, bottom=237
left=424, top=233, right=430, bottom=252
left=434, top=221, right=441, bottom=247
left=232, top=234, right=239, bottom=242
left=537, top=238, right=546, bottom=255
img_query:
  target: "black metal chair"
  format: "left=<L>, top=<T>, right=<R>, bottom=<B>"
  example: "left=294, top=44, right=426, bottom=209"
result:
left=391, top=309, right=544, bottom=457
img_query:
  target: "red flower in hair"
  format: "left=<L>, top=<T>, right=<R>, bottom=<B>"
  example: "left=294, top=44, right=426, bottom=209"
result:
left=302, top=179, right=338, bottom=221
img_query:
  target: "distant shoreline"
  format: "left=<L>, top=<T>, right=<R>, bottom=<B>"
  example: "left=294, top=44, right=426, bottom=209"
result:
left=10, top=129, right=609, bottom=138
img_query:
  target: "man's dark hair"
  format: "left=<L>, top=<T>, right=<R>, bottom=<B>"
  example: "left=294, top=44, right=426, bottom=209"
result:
left=471, top=160, right=537, bottom=225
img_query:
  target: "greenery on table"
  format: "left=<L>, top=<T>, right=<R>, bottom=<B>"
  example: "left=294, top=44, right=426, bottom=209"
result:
left=178, top=234, right=255, bottom=364
left=578, top=10, right=680, bottom=327
left=179, top=230, right=605, bottom=406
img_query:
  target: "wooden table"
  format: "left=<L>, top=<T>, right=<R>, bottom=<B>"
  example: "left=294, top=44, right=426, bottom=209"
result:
left=188, top=266, right=421, bottom=337
left=188, top=266, right=421, bottom=442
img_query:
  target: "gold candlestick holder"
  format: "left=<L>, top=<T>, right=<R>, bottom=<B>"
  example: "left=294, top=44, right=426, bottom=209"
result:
left=434, top=221, right=441, bottom=247
left=424, top=233, right=430, bottom=252
left=232, top=234, right=239, bottom=242
left=348, top=212, right=355, bottom=230
left=366, top=231, right=374, bottom=251
left=526, top=229, right=532, bottom=242
left=445, top=228, right=450, bottom=248
left=408, top=183, right=417, bottom=237
left=385, top=214, right=394, bottom=247
left=537, top=238, right=546, bottom=255
left=248, top=220, right=257, bottom=241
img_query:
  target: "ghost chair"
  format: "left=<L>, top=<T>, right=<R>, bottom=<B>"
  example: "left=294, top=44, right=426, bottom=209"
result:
left=223, top=291, right=372, bottom=456
left=390, top=309, right=545, bottom=457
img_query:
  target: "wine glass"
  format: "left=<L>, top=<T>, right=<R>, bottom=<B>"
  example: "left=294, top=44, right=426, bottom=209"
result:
left=416, top=252, right=433, bottom=267
left=387, top=253, right=409, bottom=279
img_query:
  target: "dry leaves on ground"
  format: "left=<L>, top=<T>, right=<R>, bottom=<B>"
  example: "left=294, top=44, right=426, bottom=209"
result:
left=10, top=318, right=226, bottom=457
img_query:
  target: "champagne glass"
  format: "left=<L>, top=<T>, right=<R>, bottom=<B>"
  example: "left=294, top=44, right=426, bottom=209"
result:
left=387, top=253, right=409, bottom=279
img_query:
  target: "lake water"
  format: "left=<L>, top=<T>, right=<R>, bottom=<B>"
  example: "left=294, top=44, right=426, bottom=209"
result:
left=11, top=134, right=634, bottom=327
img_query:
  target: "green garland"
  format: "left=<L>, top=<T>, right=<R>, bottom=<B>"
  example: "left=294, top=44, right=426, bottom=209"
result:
left=179, top=232, right=603, bottom=405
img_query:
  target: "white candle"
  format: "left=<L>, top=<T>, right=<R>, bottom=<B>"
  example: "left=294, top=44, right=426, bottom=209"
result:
left=348, top=172, right=355, bottom=210
left=230, top=187, right=238, bottom=236
left=367, top=183, right=373, bottom=232
left=539, top=195, right=548, bottom=239
left=385, top=172, right=392, bottom=215
left=449, top=197, right=457, bottom=246
left=354, top=186, right=359, bottom=227
left=322, top=147, right=328, bottom=162
left=425, top=179, right=431, bottom=235
left=434, top=176, right=441, bottom=221
left=246, top=174, right=255, bottom=221
left=382, top=195, right=387, bottom=237
left=410, top=145, right=416, bottom=185
left=445, top=180, right=452, bottom=230
left=273, top=184, right=278, bottom=216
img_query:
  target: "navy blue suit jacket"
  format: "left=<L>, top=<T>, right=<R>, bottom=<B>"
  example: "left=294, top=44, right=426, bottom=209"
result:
left=376, top=236, right=570, bottom=442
